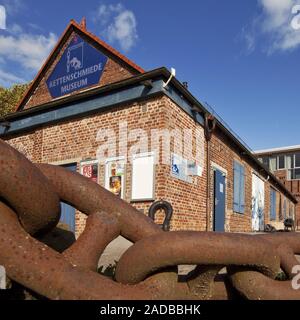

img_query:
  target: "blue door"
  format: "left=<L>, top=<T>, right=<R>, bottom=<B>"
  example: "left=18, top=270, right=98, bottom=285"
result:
left=214, top=169, right=226, bottom=232
left=59, top=163, right=77, bottom=233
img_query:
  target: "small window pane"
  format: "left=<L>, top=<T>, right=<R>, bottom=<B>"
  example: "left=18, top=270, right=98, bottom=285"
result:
left=295, top=153, right=300, bottom=168
left=262, top=157, right=269, bottom=168
left=285, top=155, right=293, bottom=169
left=294, top=168, right=300, bottom=180
left=278, top=156, right=285, bottom=169
left=269, top=157, right=277, bottom=171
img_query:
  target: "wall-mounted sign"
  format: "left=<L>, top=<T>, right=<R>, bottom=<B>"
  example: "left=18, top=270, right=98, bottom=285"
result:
left=80, top=160, right=98, bottom=183
left=131, top=153, right=155, bottom=201
left=105, top=158, right=126, bottom=199
left=171, top=154, right=192, bottom=183
left=187, top=160, right=203, bottom=177
left=46, top=34, right=108, bottom=98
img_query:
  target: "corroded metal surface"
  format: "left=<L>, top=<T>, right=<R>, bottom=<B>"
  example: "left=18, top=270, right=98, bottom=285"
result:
left=1, top=139, right=300, bottom=300
left=0, top=140, right=60, bottom=235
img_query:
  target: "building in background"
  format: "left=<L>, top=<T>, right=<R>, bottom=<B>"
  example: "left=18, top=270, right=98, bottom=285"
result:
left=255, top=145, right=300, bottom=227
left=0, top=19, right=296, bottom=237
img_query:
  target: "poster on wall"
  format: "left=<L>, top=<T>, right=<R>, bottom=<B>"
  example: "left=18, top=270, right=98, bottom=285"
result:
left=105, top=158, right=125, bottom=199
left=131, top=153, right=155, bottom=201
left=80, top=160, right=98, bottom=183
left=251, top=173, right=265, bottom=232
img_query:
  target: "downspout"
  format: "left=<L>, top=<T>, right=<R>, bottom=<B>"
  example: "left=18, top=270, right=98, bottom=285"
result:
left=204, top=114, right=216, bottom=231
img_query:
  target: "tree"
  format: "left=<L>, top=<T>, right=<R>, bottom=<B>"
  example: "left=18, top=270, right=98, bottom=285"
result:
left=0, top=83, right=29, bottom=118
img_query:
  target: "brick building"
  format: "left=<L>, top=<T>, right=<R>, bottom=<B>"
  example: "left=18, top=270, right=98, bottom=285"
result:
left=255, top=145, right=300, bottom=228
left=0, top=19, right=296, bottom=237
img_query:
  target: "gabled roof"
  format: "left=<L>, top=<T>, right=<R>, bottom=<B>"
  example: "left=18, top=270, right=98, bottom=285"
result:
left=16, top=19, right=144, bottom=112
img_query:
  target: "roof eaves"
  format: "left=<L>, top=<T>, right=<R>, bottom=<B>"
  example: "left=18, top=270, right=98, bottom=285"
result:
left=4, top=68, right=167, bottom=120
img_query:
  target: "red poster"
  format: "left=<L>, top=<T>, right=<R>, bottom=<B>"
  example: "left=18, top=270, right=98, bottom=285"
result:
left=82, top=163, right=98, bottom=183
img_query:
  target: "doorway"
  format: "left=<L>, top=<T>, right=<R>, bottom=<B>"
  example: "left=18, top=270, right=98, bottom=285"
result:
left=59, top=163, right=77, bottom=233
left=213, top=169, right=226, bottom=232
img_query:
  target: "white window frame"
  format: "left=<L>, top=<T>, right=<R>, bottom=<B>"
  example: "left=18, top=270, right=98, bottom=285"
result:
left=277, top=155, right=285, bottom=170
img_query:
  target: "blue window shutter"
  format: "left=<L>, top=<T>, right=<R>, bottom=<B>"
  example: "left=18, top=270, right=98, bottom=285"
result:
left=233, top=161, right=241, bottom=212
left=239, top=165, right=245, bottom=214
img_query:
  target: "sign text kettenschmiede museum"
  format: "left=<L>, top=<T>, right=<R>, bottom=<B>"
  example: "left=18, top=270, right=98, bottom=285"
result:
left=46, top=35, right=108, bottom=98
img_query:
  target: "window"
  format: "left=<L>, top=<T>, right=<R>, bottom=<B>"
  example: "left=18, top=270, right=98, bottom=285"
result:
left=233, top=161, right=245, bottom=214
left=295, top=153, right=300, bottom=168
left=270, top=189, right=276, bottom=221
left=292, top=168, right=300, bottom=180
left=278, top=155, right=285, bottom=169
left=269, top=157, right=277, bottom=172
left=285, top=155, right=293, bottom=169
left=262, top=157, right=269, bottom=168
left=287, top=153, right=300, bottom=180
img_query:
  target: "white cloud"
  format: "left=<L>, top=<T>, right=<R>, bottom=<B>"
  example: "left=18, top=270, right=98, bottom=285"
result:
left=240, top=26, right=256, bottom=54
left=0, top=5, right=6, bottom=30
left=94, top=3, right=138, bottom=52
left=95, top=3, right=123, bottom=26
left=0, top=1, right=56, bottom=87
left=2, top=0, right=23, bottom=16
left=6, top=23, right=23, bottom=35
left=243, top=0, right=300, bottom=53
left=0, top=32, right=57, bottom=70
left=0, top=69, right=25, bottom=87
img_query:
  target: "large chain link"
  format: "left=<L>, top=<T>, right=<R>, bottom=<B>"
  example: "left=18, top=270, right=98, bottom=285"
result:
left=0, top=139, right=300, bottom=300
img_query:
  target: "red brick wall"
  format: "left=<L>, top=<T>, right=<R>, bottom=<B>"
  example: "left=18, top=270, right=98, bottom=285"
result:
left=23, top=31, right=137, bottom=110
left=7, top=95, right=207, bottom=236
left=5, top=94, right=295, bottom=236
left=208, top=128, right=291, bottom=232
left=159, top=98, right=207, bottom=231
left=209, top=128, right=253, bottom=232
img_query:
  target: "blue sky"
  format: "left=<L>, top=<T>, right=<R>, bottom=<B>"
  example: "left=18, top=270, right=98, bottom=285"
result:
left=0, top=0, right=299, bottom=151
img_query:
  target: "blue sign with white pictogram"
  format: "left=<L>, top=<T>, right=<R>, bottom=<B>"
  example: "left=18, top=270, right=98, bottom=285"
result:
left=46, top=35, right=108, bottom=98
left=172, top=163, right=179, bottom=175
left=171, top=154, right=192, bottom=183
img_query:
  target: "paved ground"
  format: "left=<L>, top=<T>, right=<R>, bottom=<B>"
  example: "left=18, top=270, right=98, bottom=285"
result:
left=98, top=236, right=133, bottom=270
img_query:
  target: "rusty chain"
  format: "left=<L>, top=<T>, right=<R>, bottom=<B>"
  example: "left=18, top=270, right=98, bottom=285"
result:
left=0, top=138, right=300, bottom=300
